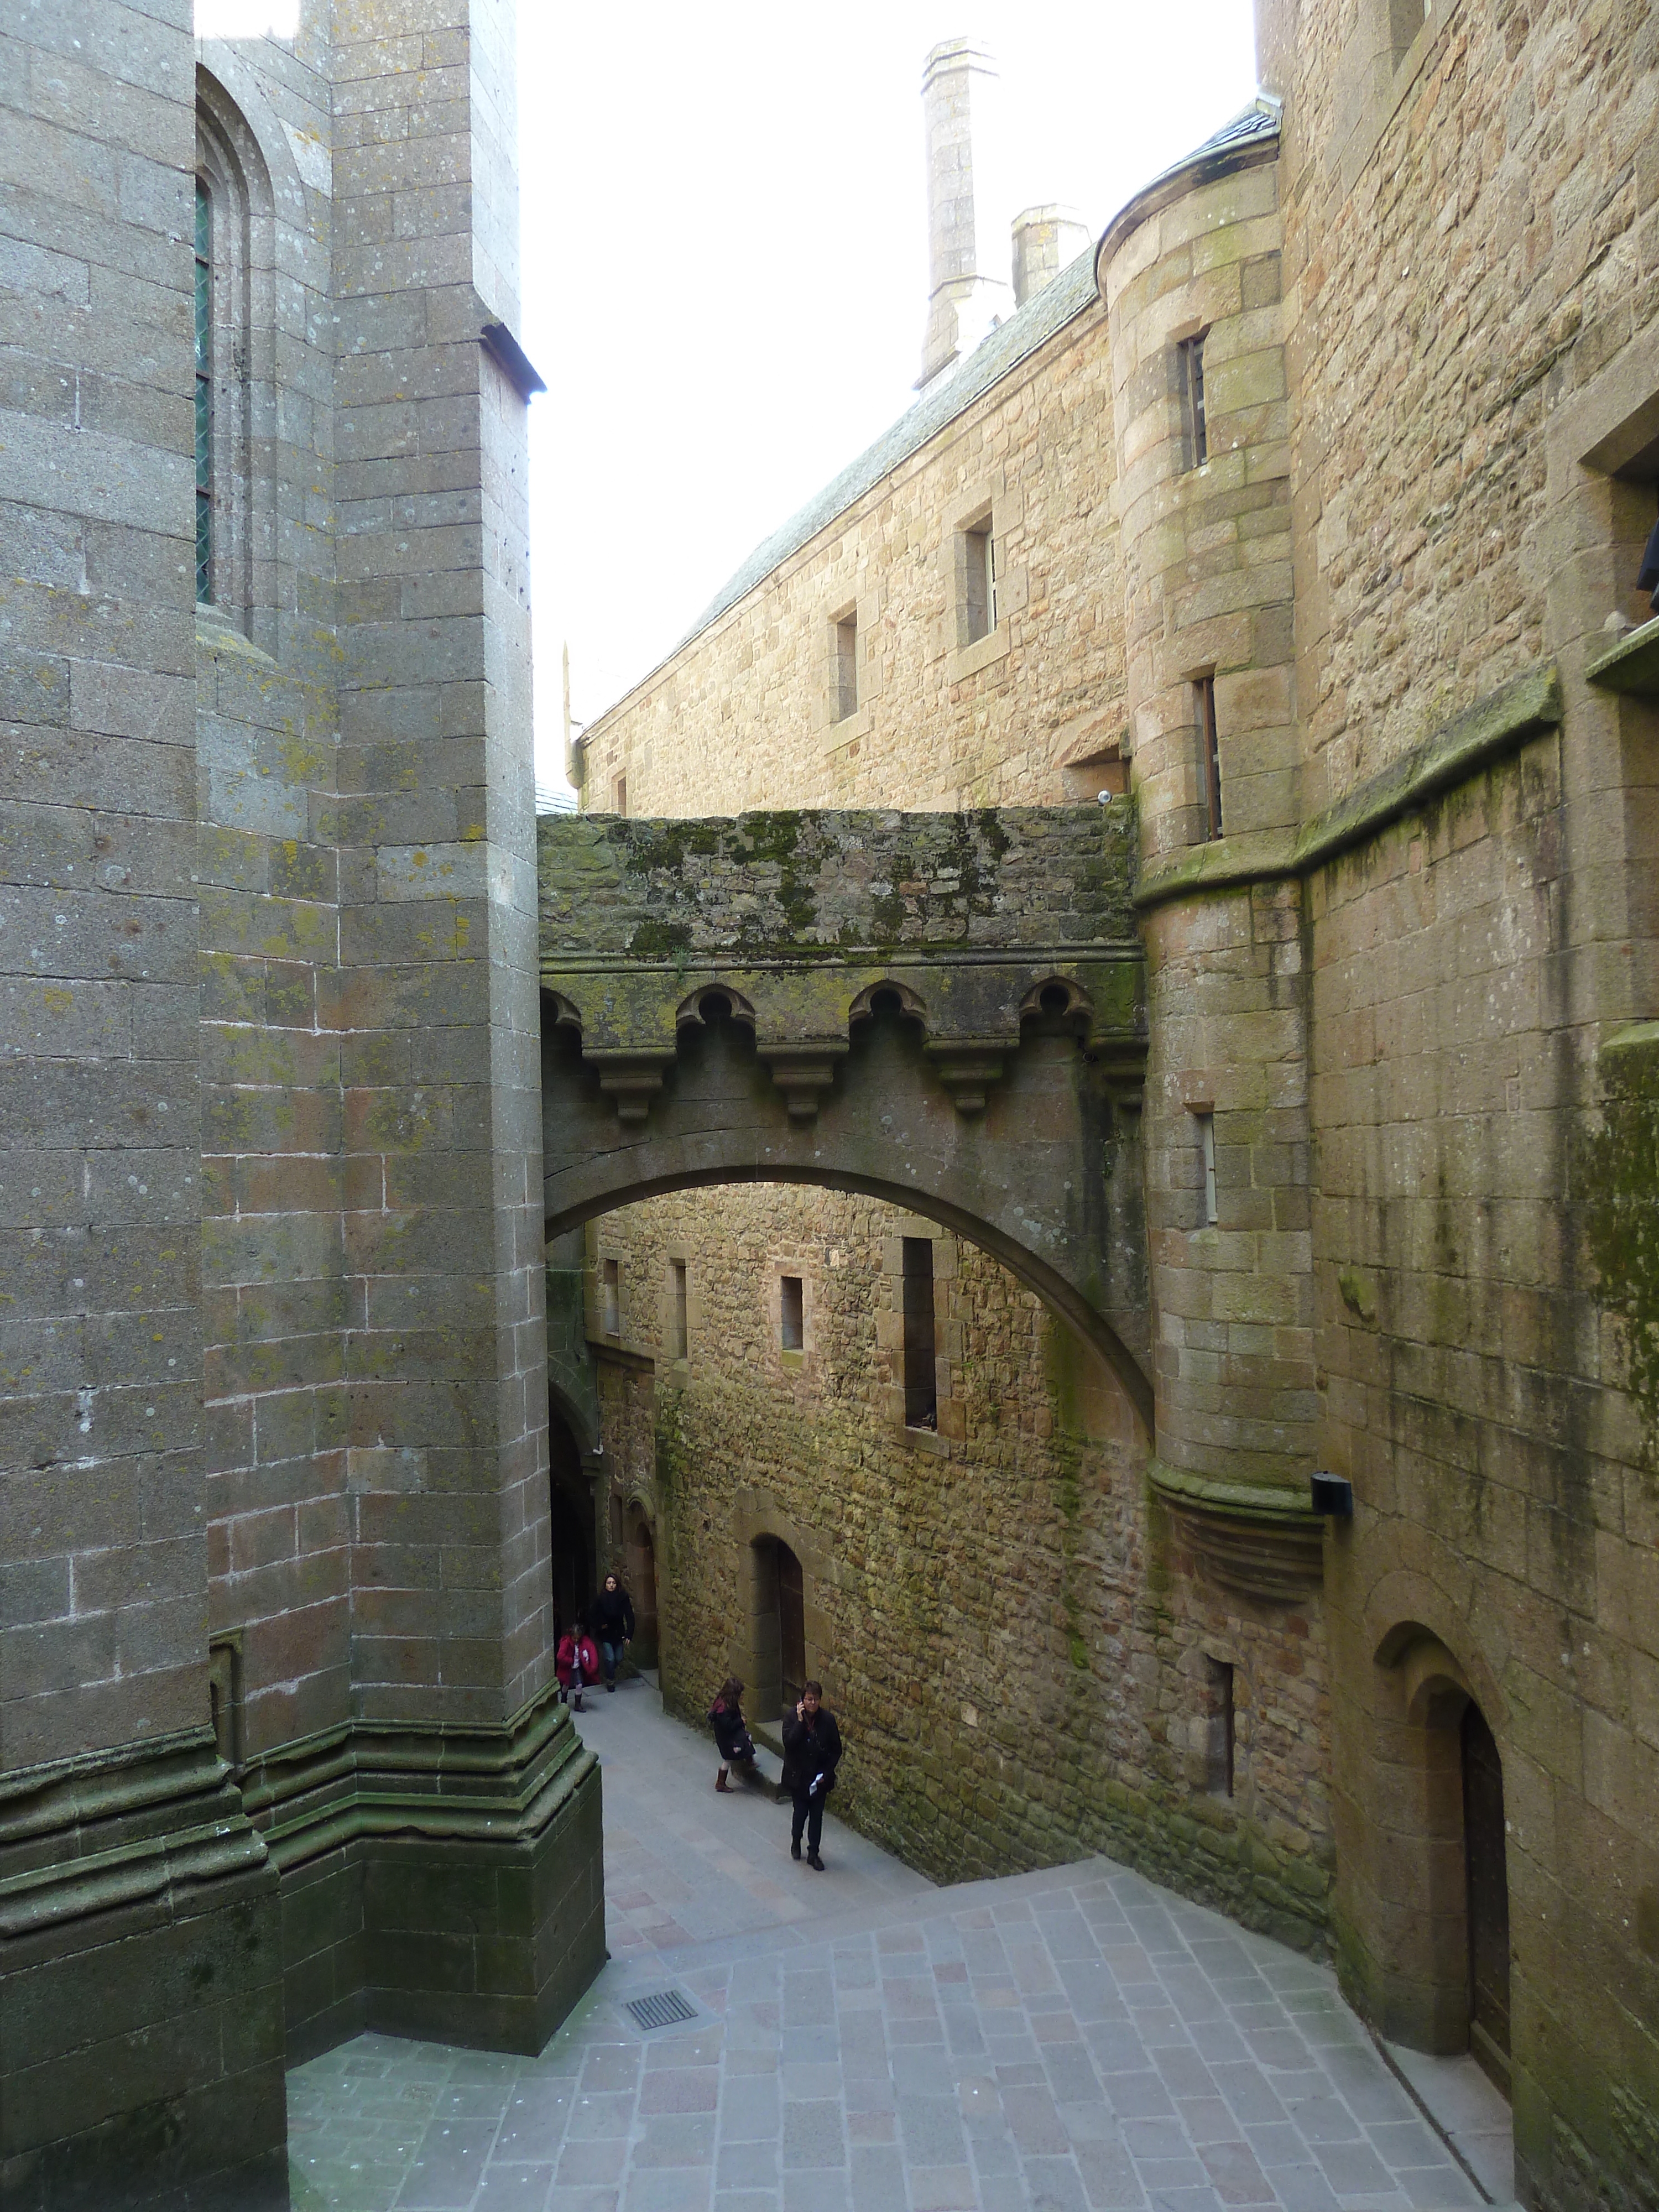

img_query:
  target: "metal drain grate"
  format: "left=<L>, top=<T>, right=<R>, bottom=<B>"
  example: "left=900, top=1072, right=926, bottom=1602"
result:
left=624, top=1987, right=697, bottom=2032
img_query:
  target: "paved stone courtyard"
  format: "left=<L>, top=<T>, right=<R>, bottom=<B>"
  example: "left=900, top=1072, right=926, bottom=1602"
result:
left=286, top=1682, right=1514, bottom=2212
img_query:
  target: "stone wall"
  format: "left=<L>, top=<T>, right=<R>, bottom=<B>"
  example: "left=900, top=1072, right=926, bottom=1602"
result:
left=586, top=1184, right=1334, bottom=1947
left=575, top=281, right=1126, bottom=815
left=0, top=3, right=605, bottom=2196
left=1257, top=0, right=1659, bottom=2196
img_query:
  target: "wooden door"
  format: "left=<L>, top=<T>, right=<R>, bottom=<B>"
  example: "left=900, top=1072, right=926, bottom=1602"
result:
left=1462, top=1700, right=1511, bottom=2093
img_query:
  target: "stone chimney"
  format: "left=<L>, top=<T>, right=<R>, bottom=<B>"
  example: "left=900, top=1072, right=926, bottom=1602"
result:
left=1011, top=204, right=1092, bottom=307
left=917, top=38, right=1013, bottom=391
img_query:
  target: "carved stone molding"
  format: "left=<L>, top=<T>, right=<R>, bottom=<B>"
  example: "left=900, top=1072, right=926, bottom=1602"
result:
left=924, top=1039, right=1007, bottom=1114
left=585, top=1049, right=672, bottom=1124
left=763, top=1041, right=849, bottom=1122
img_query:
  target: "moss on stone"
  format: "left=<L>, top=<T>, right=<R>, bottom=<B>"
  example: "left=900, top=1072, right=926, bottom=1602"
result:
left=1582, top=1024, right=1659, bottom=1478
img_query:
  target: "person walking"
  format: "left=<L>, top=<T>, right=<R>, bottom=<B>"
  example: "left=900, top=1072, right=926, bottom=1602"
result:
left=781, top=1679, right=841, bottom=1870
left=556, top=1622, right=598, bottom=1712
left=708, top=1676, right=758, bottom=1792
left=591, top=1572, right=635, bottom=1692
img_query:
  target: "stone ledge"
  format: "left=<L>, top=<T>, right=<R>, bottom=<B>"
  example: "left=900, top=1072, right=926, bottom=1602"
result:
left=1599, top=1020, right=1659, bottom=1091
left=1149, top=1459, right=1326, bottom=1604
left=0, top=1728, right=271, bottom=1940
left=1292, top=662, right=1563, bottom=876
left=1134, top=829, right=1297, bottom=911
left=1585, top=614, right=1659, bottom=699
left=1135, top=663, right=1563, bottom=911
left=240, top=1683, right=598, bottom=1872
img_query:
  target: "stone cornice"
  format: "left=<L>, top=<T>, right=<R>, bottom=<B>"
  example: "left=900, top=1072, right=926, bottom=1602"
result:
left=0, top=1690, right=599, bottom=1937
left=239, top=1682, right=597, bottom=1875
left=0, top=1728, right=270, bottom=1941
left=1135, top=662, right=1563, bottom=912
left=1147, top=1459, right=1321, bottom=1525
left=1585, top=614, right=1659, bottom=699
left=1148, top=1460, right=1327, bottom=1605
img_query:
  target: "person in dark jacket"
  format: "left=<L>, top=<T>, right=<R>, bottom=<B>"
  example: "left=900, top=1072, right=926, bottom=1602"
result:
left=780, top=1679, right=841, bottom=1870
left=707, top=1676, right=758, bottom=1792
left=591, top=1573, right=635, bottom=1692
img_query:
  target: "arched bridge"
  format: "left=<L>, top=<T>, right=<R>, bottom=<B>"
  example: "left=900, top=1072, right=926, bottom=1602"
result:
left=537, top=806, right=1152, bottom=1430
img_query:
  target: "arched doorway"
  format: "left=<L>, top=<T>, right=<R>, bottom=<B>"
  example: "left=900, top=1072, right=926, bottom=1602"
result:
left=625, top=1505, right=659, bottom=1668
left=750, top=1536, right=806, bottom=1721
left=1462, top=1700, right=1511, bottom=2091
left=548, top=1403, right=595, bottom=1637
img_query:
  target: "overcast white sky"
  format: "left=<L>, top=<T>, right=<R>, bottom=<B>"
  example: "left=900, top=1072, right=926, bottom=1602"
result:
left=200, top=1, right=1260, bottom=792
left=521, top=3, right=1259, bottom=791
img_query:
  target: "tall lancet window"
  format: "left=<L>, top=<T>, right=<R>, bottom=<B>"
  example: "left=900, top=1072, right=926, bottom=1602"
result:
left=194, top=178, right=213, bottom=603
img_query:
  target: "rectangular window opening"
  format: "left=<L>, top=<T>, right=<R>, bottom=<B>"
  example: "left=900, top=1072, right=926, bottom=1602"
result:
left=780, top=1274, right=804, bottom=1352
left=613, top=773, right=628, bottom=816
left=834, top=610, right=858, bottom=722
left=1194, top=676, right=1223, bottom=841
left=901, top=1237, right=937, bottom=1430
left=1194, top=1110, right=1218, bottom=1228
left=601, top=1257, right=620, bottom=1337
left=669, top=1260, right=687, bottom=1361
left=1206, top=1658, right=1235, bottom=1797
left=1177, top=333, right=1208, bottom=469
left=963, top=519, right=997, bottom=644
left=208, top=1636, right=242, bottom=1770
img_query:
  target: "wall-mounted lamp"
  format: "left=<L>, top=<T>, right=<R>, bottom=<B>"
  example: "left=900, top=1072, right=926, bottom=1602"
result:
left=1310, top=1473, right=1353, bottom=1518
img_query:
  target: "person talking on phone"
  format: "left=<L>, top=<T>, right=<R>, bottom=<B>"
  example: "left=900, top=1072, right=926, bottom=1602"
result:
left=780, top=1679, right=842, bottom=1871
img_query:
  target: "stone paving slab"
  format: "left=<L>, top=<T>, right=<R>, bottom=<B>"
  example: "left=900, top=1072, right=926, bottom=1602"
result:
left=287, top=1681, right=1510, bottom=2212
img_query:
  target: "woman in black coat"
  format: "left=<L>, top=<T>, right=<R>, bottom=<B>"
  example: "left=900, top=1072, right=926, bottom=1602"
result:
left=780, top=1679, right=841, bottom=1869
left=591, top=1573, right=634, bottom=1692
left=708, top=1676, right=757, bottom=1792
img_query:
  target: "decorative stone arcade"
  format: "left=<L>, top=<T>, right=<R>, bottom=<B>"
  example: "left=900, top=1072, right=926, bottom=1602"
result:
left=538, top=806, right=1154, bottom=1428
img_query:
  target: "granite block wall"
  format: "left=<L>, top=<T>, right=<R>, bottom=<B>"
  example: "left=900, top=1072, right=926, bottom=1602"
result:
left=586, top=1184, right=1334, bottom=1949
left=576, top=284, right=1125, bottom=815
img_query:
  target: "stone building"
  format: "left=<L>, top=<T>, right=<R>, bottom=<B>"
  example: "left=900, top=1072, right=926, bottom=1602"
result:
left=0, top=3, right=602, bottom=2203
left=561, top=8, right=1659, bottom=2209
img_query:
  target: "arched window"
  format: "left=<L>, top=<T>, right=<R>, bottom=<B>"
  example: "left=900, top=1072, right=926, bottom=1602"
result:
left=195, top=73, right=275, bottom=643
left=194, top=178, right=213, bottom=604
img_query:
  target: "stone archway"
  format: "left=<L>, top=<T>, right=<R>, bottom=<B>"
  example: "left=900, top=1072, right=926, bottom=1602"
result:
left=1348, top=1620, right=1514, bottom=2080
left=540, top=808, right=1152, bottom=1432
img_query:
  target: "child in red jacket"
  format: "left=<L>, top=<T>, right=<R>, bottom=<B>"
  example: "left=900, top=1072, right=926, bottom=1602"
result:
left=556, top=1625, right=599, bottom=1712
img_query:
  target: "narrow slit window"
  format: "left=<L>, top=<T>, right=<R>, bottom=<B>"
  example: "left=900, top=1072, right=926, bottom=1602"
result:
left=780, top=1274, right=804, bottom=1352
left=207, top=1637, right=242, bottom=1768
left=194, top=177, right=213, bottom=604
left=1206, top=1658, right=1235, bottom=1797
left=601, top=1257, right=620, bottom=1337
left=1195, top=1110, right=1218, bottom=1228
left=613, top=773, right=628, bottom=816
left=1177, top=333, right=1208, bottom=469
left=668, top=1260, right=687, bottom=1361
left=1195, top=677, right=1223, bottom=841
left=901, top=1237, right=937, bottom=1430
left=964, top=520, right=997, bottom=643
left=834, top=611, right=858, bottom=722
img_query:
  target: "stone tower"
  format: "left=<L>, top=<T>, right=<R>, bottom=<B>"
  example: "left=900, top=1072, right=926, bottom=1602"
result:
left=0, top=3, right=602, bottom=2202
